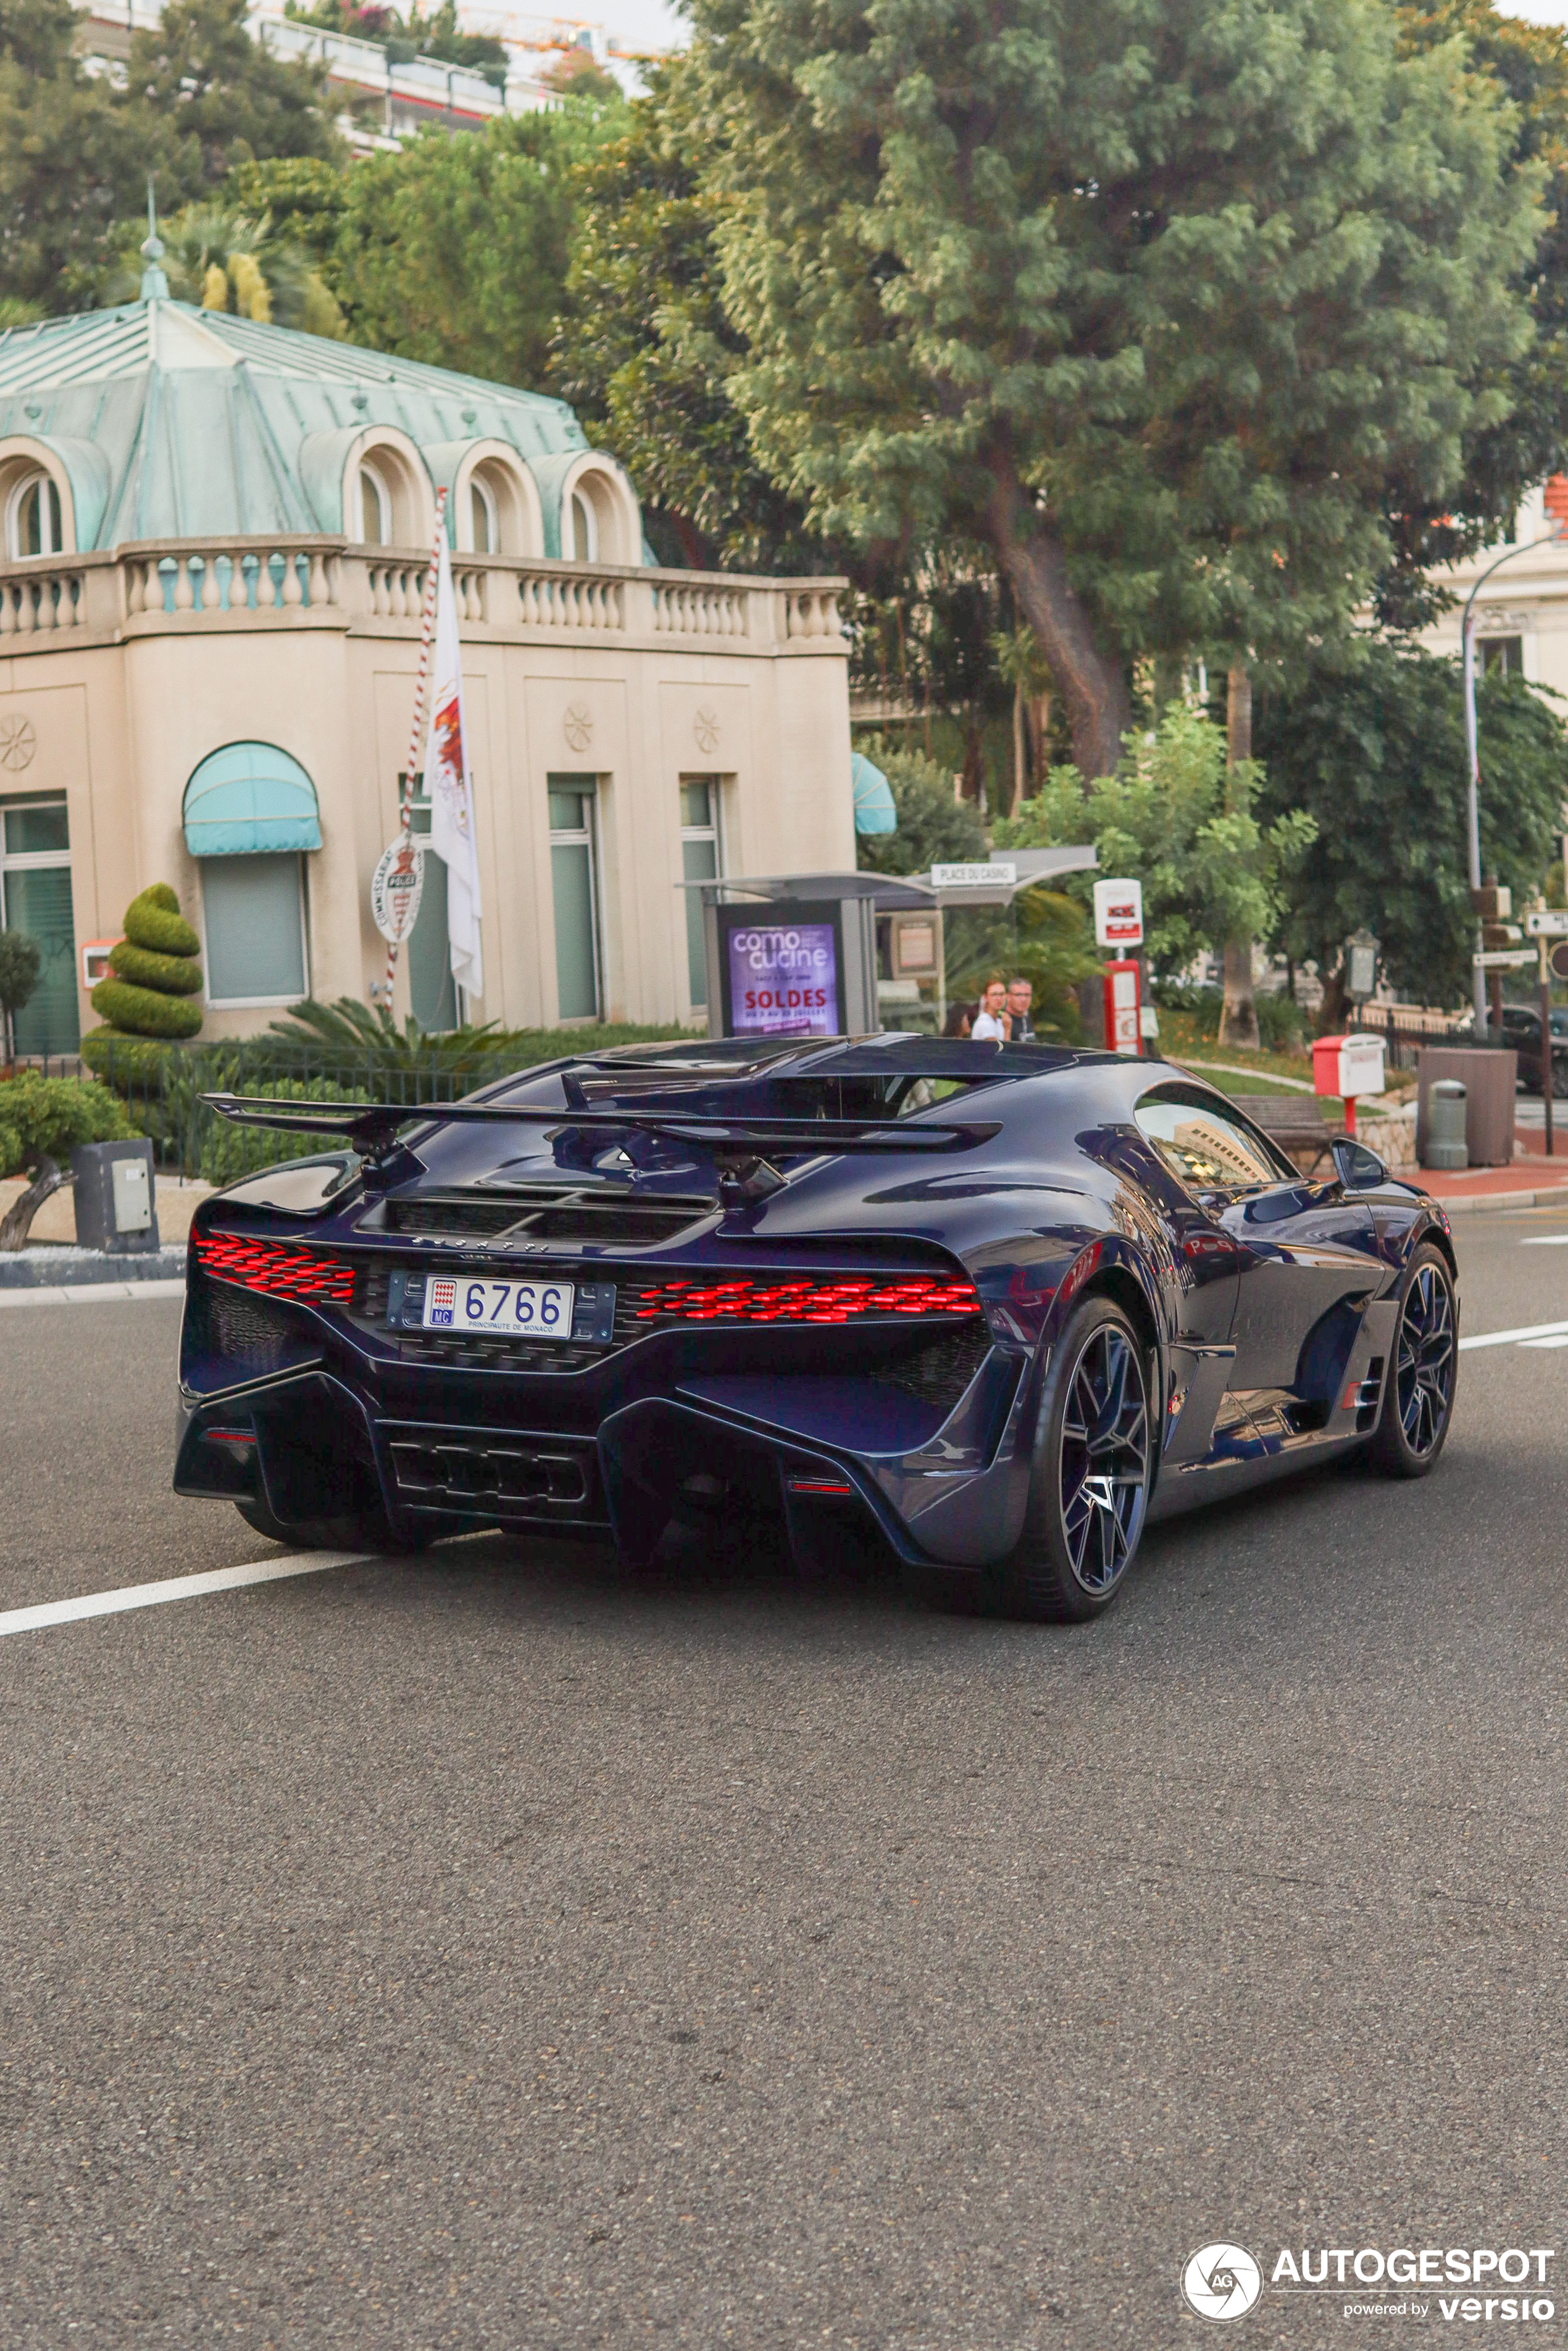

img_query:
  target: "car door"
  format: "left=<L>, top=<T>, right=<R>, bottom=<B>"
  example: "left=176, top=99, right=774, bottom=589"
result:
left=1135, top=1084, right=1381, bottom=1405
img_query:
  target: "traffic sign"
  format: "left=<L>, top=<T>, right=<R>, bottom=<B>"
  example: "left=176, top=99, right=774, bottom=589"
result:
left=1473, top=948, right=1535, bottom=969
left=1525, top=909, right=1568, bottom=936
left=1551, top=940, right=1568, bottom=983
left=1093, top=877, right=1144, bottom=949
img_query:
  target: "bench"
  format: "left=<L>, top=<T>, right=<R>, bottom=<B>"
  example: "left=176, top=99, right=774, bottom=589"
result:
left=1227, top=1092, right=1345, bottom=1176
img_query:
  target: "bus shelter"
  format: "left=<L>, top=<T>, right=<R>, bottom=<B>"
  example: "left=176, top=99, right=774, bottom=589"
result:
left=686, top=848, right=1098, bottom=1042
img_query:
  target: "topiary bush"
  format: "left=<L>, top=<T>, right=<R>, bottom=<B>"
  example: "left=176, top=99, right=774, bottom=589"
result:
left=0, top=1072, right=136, bottom=1250
left=123, top=883, right=201, bottom=959
left=0, top=928, right=41, bottom=1061
left=91, top=883, right=204, bottom=1042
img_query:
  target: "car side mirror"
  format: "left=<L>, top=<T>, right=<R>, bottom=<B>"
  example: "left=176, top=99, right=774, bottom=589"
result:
left=1331, top=1136, right=1386, bottom=1191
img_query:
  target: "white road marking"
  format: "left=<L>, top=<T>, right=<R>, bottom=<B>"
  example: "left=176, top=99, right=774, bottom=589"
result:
left=1519, top=1234, right=1568, bottom=1245
left=0, top=1278, right=185, bottom=1309
left=1459, top=1317, right=1568, bottom=1352
left=1519, top=1335, right=1568, bottom=1350
left=0, top=1551, right=368, bottom=1641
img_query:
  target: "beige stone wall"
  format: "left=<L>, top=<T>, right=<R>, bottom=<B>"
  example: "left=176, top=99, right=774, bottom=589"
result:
left=0, top=549, right=853, bottom=1042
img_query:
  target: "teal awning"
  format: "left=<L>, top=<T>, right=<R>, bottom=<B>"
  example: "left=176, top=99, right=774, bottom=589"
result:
left=851, top=751, right=896, bottom=836
left=183, top=743, right=322, bottom=858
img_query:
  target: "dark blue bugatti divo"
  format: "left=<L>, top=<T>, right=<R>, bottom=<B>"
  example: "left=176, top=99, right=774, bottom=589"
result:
left=174, top=1035, right=1458, bottom=1620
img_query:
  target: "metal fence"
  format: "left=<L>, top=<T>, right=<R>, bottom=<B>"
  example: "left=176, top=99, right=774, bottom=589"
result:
left=23, top=1040, right=557, bottom=1184
left=1346, top=1004, right=1473, bottom=1072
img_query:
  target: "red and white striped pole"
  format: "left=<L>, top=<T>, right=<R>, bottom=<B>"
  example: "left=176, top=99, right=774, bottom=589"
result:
left=383, top=488, right=448, bottom=1004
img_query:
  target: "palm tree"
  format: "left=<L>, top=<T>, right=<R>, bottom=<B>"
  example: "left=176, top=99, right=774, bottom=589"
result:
left=102, top=205, right=345, bottom=337
left=991, top=625, right=1052, bottom=816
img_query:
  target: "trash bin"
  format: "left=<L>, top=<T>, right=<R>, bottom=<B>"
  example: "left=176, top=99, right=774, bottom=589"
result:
left=1424, top=1079, right=1468, bottom=1172
left=70, top=1138, right=161, bottom=1255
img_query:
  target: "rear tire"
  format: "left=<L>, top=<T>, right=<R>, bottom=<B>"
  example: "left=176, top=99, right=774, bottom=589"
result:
left=1367, top=1244, right=1457, bottom=1478
left=906, top=1295, right=1153, bottom=1624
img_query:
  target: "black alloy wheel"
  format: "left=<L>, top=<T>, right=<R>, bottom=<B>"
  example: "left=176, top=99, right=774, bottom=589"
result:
left=994, top=1294, right=1153, bottom=1621
left=1369, top=1244, right=1457, bottom=1477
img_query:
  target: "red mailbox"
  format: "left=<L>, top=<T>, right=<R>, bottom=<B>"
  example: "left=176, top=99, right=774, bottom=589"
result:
left=1312, top=1032, right=1385, bottom=1138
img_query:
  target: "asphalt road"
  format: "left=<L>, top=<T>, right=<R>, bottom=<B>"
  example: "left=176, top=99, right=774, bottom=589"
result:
left=2, top=1206, right=1565, bottom=2349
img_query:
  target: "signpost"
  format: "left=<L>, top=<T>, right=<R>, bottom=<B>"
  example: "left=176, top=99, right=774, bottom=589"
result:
left=1093, top=879, right=1144, bottom=1056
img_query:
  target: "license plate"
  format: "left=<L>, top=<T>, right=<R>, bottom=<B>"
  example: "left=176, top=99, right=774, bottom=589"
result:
left=422, top=1276, right=575, bottom=1337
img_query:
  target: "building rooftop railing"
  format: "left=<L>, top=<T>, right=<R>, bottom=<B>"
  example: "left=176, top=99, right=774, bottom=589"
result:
left=0, top=541, right=848, bottom=653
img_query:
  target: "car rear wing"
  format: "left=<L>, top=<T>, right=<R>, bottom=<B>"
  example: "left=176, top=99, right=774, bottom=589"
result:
left=201, top=1093, right=1003, bottom=1192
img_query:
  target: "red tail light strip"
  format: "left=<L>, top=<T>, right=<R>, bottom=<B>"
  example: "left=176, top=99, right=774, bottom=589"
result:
left=628, top=1274, right=981, bottom=1326
left=192, top=1229, right=356, bottom=1306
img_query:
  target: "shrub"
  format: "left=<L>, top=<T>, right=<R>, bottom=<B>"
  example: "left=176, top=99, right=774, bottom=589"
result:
left=123, top=883, right=201, bottom=959
left=107, top=938, right=204, bottom=996
left=80, top=1027, right=186, bottom=1088
left=90, top=976, right=205, bottom=1039
left=0, top=929, right=40, bottom=1056
left=91, top=882, right=204, bottom=1042
left=199, top=1077, right=373, bottom=1188
left=1255, top=992, right=1305, bottom=1053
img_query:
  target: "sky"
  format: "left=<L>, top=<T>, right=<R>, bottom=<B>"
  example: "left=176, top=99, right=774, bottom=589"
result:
left=599, top=0, right=685, bottom=49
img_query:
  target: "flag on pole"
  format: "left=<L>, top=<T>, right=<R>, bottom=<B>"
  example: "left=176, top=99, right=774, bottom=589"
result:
left=423, top=528, right=484, bottom=1001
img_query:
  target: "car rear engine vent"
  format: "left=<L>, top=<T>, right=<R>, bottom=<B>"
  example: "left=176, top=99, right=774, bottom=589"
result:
left=383, top=1187, right=714, bottom=1246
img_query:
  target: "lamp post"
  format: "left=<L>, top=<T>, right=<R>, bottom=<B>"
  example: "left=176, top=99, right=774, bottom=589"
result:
left=1462, top=525, right=1565, bottom=1033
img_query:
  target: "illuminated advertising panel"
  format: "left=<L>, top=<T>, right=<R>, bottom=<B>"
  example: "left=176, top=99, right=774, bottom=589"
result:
left=718, top=902, right=843, bottom=1039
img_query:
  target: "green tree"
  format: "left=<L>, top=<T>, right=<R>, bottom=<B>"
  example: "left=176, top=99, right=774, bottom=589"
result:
left=0, top=927, right=39, bottom=1063
left=995, top=705, right=1316, bottom=978
left=1377, top=2, right=1568, bottom=627
left=240, top=115, right=594, bottom=388
left=853, top=735, right=987, bottom=878
left=126, top=0, right=343, bottom=197
left=94, top=199, right=345, bottom=333
left=692, top=0, right=1543, bottom=812
left=0, top=0, right=149, bottom=306
left=550, top=61, right=827, bottom=570
left=1253, top=645, right=1568, bottom=1016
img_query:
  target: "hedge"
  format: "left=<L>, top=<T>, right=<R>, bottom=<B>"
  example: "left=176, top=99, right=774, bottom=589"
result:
left=199, top=1077, right=373, bottom=1188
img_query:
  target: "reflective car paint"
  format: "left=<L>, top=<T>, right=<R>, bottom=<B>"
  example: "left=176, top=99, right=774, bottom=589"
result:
left=172, top=1037, right=1454, bottom=1576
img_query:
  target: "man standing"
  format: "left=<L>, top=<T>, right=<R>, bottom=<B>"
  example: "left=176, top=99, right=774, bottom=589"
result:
left=971, top=976, right=1011, bottom=1042
left=1006, top=976, right=1035, bottom=1042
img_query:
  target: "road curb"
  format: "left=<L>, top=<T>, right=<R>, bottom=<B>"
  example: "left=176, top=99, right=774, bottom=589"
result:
left=0, top=1247, right=186, bottom=1291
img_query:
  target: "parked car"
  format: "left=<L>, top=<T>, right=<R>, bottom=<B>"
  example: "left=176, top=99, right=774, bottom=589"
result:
left=1495, top=1003, right=1568, bottom=1098
left=174, top=1037, right=1459, bottom=1622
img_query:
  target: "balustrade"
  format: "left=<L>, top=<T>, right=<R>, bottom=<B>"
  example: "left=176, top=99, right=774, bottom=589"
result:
left=515, top=569, right=625, bottom=631
left=122, top=543, right=338, bottom=619
left=0, top=567, right=85, bottom=635
left=652, top=582, right=750, bottom=638
left=783, top=588, right=843, bottom=640
left=0, top=537, right=846, bottom=655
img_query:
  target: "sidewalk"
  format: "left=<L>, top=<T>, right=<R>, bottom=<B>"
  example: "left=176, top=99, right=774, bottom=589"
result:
left=1409, top=1162, right=1568, bottom=1213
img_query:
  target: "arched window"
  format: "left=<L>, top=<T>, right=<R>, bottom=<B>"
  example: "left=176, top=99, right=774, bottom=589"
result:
left=359, top=461, right=393, bottom=546
left=570, top=488, right=598, bottom=564
left=9, top=470, right=63, bottom=559
left=452, top=450, right=541, bottom=557
left=469, top=474, right=497, bottom=555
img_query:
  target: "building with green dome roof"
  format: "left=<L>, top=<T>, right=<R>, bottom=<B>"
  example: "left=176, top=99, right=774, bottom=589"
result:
left=0, top=287, right=852, bottom=1048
